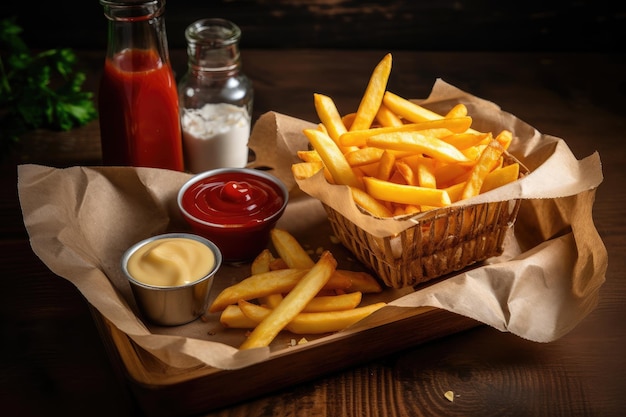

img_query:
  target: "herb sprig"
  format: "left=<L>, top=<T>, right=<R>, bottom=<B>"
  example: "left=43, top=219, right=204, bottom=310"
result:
left=0, top=18, right=98, bottom=160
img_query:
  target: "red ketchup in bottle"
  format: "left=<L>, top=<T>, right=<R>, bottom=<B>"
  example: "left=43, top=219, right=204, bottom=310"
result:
left=99, top=49, right=184, bottom=170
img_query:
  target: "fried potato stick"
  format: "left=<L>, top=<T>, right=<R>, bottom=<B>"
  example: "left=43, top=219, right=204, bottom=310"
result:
left=270, top=228, right=315, bottom=269
left=238, top=299, right=387, bottom=335
left=350, top=53, right=392, bottom=131
left=239, top=251, right=337, bottom=349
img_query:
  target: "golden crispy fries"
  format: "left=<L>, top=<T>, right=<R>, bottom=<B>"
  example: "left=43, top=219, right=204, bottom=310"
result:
left=445, top=103, right=468, bottom=118
left=376, top=103, right=404, bottom=127
left=376, top=150, right=396, bottom=181
left=364, top=176, right=452, bottom=207
left=251, top=250, right=285, bottom=308
left=444, top=181, right=466, bottom=203
left=335, top=269, right=383, bottom=293
left=350, top=186, right=393, bottom=218
left=271, top=228, right=315, bottom=269
left=296, top=149, right=322, bottom=162
left=495, top=129, right=513, bottom=150
left=304, top=128, right=363, bottom=189
left=350, top=53, right=392, bottom=131
left=440, top=132, right=490, bottom=150
left=261, top=293, right=284, bottom=309
left=302, top=292, right=362, bottom=312
left=251, top=249, right=274, bottom=275
left=395, top=160, right=417, bottom=186
left=330, top=269, right=382, bottom=293
left=239, top=251, right=337, bottom=349
left=340, top=117, right=473, bottom=148
left=345, top=147, right=385, bottom=167
left=209, top=268, right=352, bottom=313
left=220, top=305, right=258, bottom=329
left=382, top=91, right=444, bottom=123
left=214, top=229, right=386, bottom=345
left=481, top=162, right=520, bottom=193
left=296, top=56, right=523, bottom=219
left=414, top=156, right=437, bottom=188
left=367, top=131, right=471, bottom=164
left=314, top=93, right=348, bottom=144
left=461, top=139, right=505, bottom=200
left=342, top=112, right=356, bottom=130
left=210, top=269, right=306, bottom=313
left=291, top=161, right=324, bottom=180
left=287, top=302, right=386, bottom=334
left=238, top=300, right=387, bottom=335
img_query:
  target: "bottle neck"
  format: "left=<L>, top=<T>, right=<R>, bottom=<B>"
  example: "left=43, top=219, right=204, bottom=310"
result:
left=185, top=18, right=243, bottom=75
left=188, top=43, right=241, bottom=74
left=101, top=0, right=170, bottom=64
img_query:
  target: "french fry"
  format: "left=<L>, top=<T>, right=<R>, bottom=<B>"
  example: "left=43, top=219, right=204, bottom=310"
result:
left=304, top=128, right=363, bottom=189
left=239, top=251, right=337, bottom=349
left=376, top=150, right=396, bottom=181
left=270, top=228, right=315, bottom=269
left=440, top=132, right=490, bottom=150
left=302, top=292, right=363, bottom=312
left=495, top=129, right=513, bottom=150
left=376, top=103, right=404, bottom=127
left=251, top=249, right=274, bottom=275
left=382, top=91, right=444, bottom=123
left=238, top=299, right=387, bottom=335
left=461, top=139, right=505, bottom=200
left=350, top=53, right=392, bottom=131
left=445, top=103, right=468, bottom=118
left=314, top=93, right=348, bottom=145
left=296, top=149, right=322, bottom=162
left=209, top=268, right=352, bottom=313
left=363, top=176, right=452, bottom=207
left=413, top=156, right=437, bottom=188
left=350, top=186, right=394, bottom=218
left=395, top=160, right=417, bottom=186
left=220, top=304, right=258, bottom=329
left=345, top=147, right=385, bottom=167
left=340, top=117, right=473, bottom=147
left=291, top=161, right=324, bottom=180
left=367, top=131, right=471, bottom=164
left=335, top=269, right=383, bottom=293
left=480, top=162, right=520, bottom=193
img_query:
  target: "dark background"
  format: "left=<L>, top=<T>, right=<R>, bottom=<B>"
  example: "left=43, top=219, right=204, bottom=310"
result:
left=3, top=0, right=625, bottom=52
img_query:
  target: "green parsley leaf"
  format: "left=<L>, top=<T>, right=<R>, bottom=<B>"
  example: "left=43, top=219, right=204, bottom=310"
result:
left=0, top=17, right=98, bottom=160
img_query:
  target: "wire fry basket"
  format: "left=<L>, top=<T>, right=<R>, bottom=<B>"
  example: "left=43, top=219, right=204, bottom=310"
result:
left=322, top=153, right=526, bottom=289
left=324, top=198, right=520, bottom=288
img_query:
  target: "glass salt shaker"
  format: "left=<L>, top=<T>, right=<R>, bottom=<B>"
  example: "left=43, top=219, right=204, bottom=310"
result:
left=178, top=18, right=254, bottom=173
left=98, top=0, right=184, bottom=171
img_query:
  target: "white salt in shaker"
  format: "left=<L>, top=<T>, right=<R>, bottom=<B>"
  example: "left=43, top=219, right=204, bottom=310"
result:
left=178, top=18, right=254, bottom=173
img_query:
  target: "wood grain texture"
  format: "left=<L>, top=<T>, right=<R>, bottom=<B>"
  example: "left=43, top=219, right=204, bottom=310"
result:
left=1, top=49, right=625, bottom=416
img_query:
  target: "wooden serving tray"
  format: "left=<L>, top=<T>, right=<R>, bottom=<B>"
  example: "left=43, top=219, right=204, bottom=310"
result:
left=87, top=195, right=481, bottom=416
left=92, top=304, right=479, bottom=417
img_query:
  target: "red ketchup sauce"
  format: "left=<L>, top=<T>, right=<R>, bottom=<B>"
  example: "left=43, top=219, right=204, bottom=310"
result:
left=182, top=172, right=285, bottom=227
left=98, top=49, right=184, bottom=170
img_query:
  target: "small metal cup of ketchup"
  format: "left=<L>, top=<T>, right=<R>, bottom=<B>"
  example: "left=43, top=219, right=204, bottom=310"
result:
left=177, top=168, right=289, bottom=262
left=121, top=233, right=222, bottom=326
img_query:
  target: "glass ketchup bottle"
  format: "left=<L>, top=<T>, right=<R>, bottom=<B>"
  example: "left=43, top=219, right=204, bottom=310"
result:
left=98, top=0, right=184, bottom=171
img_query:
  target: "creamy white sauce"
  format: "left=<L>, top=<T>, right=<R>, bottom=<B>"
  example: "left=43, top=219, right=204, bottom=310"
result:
left=181, top=103, right=250, bottom=173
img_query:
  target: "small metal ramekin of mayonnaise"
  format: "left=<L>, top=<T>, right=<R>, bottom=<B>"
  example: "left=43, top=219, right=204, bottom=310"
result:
left=121, top=233, right=222, bottom=326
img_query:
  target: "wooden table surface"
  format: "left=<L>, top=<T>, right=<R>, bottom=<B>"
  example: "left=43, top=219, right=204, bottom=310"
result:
left=1, top=49, right=625, bottom=417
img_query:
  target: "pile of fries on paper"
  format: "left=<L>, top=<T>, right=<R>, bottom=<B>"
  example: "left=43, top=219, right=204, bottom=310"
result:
left=209, top=229, right=385, bottom=349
